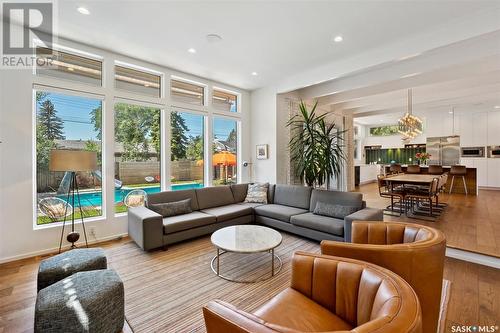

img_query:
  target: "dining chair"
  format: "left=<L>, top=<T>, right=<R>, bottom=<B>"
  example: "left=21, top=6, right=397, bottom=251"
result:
left=449, top=165, right=467, bottom=195
left=406, top=164, right=421, bottom=174
left=389, top=163, right=403, bottom=174
left=428, top=165, right=443, bottom=175
left=377, top=175, right=406, bottom=215
left=406, top=178, right=440, bottom=217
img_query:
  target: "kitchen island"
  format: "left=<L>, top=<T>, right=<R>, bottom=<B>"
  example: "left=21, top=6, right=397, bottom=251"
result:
left=383, top=165, right=477, bottom=195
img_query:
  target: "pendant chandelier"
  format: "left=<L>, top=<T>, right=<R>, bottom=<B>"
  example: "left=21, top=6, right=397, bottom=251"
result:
left=398, top=88, right=423, bottom=141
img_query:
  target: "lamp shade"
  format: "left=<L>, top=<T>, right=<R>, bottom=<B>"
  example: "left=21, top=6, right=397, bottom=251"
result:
left=49, top=150, right=97, bottom=172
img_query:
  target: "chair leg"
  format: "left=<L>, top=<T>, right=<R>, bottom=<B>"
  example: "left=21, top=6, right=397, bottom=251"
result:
left=462, top=176, right=468, bottom=195
left=449, top=176, right=455, bottom=194
left=429, top=198, right=433, bottom=216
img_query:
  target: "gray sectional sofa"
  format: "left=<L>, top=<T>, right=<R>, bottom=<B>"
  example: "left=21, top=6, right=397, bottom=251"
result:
left=128, top=183, right=383, bottom=251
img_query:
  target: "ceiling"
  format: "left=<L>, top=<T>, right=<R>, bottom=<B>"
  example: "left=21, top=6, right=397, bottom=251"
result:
left=291, top=28, right=500, bottom=127
left=52, top=0, right=499, bottom=90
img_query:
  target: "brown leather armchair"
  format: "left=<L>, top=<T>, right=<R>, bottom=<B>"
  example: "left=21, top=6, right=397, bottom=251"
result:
left=321, top=221, right=445, bottom=333
left=203, top=251, right=422, bottom=333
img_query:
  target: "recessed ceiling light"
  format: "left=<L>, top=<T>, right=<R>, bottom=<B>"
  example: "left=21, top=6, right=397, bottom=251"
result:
left=206, top=34, right=223, bottom=43
left=251, top=72, right=258, bottom=76
left=333, top=35, right=343, bottom=43
left=188, top=48, right=196, bottom=54
left=448, top=111, right=454, bottom=114
left=495, top=105, right=500, bottom=109
left=77, top=7, right=90, bottom=15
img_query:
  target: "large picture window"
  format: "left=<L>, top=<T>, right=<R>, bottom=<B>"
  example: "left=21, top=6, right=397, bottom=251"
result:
left=113, top=103, right=161, bottom=213
left=170, top=111, right=205, bottom=190
left=35, top=91, right=103, bottom=225
left=212, top=118, right=238, bottom=185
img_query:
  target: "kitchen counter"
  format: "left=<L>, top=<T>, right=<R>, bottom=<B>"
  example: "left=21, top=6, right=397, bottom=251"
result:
left=383, top=165, right=477, bottom=195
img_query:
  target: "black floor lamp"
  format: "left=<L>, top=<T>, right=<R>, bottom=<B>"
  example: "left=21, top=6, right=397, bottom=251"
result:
left=50, top=150, right=97, bottom=253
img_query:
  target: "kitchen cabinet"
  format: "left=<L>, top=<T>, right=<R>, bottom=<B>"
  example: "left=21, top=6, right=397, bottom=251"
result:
left=487, top=159, right=500, bottom=188
left=487, top=111, right=500, bottom=145
left=474, top=159, right=488, bottom=187
left=459, top=113, right=473, bottom=146
left=472, top=113, right=488, bottom=146
left=460, top=158, right=489, bottom=187
left=458, top=112, right=487, bottom=146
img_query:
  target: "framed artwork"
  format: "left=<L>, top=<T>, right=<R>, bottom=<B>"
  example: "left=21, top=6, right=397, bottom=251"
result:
left=256, top=144, right=268, bottom=159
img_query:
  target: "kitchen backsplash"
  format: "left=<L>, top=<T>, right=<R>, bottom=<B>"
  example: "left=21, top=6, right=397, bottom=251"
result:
left=365, top=147, right=426, bottom=164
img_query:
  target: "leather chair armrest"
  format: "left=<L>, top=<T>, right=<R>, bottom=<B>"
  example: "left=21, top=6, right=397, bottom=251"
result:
left=203, top=300, right=282, bottom=333
left=343, top=208, right=383, bottom=242
left=128, top=206, right=163, bottom=251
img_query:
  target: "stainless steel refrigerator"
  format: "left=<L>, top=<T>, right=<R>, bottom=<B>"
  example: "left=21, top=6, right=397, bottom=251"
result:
left=426, top=136, right=460, bottom=166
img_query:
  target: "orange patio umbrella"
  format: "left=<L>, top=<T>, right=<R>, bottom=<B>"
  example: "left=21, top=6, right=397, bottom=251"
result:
left=212, top=151, right=237, bottom=166
left=195, top=151, right=237, bottom=166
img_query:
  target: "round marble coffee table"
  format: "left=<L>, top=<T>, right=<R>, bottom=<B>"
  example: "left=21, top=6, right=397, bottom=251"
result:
left=210, top=225, right=283, bottom=283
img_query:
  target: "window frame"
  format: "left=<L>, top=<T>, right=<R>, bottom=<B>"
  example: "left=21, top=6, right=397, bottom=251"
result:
left=32, top=86, right=106, bottom=229
left=33, top=42, right=104, bottom=88
left=114, top=61, right=163, bottom=99
left=30, top=41, right=245, bottom=232
left=212, top=86, right=240, bottom=113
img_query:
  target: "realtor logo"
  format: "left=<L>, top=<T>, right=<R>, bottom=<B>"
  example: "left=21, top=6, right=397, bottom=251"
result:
left=2, top=2, right=53, bottom=54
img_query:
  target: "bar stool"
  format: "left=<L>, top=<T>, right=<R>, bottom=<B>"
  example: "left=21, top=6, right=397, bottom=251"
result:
left=449, top=165, right=467, bottom=195
left=389, top=163, right=402, bottom=174
left=406, top=165, right=421, bottom=174
left=428, top=165, right=443, bottom=175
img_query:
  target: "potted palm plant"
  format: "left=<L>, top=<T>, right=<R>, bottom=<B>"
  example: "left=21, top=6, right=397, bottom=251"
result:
left=287, top=100, right=346, bottom=188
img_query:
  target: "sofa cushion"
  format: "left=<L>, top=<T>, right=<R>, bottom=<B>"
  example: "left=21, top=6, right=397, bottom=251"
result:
left=254, top=288, right=352, bottom=332
left=200, top=204, right=253, bottom=222
left=245, top=183, right=269, bottom=204
left=290, top=212, right=344, bottom=237
left=147, top=189, right=199, bottom=211
left=274, top=185, right=312, bottom=209
left=163, top=211, right=216, bottom=234
left=238, top=202, right=265, bottom=209
left=230, top=183, right=249, bottom=203
left=313, top=202, right=359, bottom=219
left=148, top=198, right=192, bottom=217
left=254, top=204, right=308, bottom=223
left=196, top=186, right=235, bottom=209
left=309, top=189, right=362, bottom=212
left=268, top=184, right=276, bottom=203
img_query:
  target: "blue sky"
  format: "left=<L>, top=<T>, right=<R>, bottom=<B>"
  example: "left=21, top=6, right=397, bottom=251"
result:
left=37, top=92, right=237, bottom=141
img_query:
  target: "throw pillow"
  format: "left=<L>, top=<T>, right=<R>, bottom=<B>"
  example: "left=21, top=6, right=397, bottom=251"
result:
left=148, top=198, right=192, bottom=218
left=244, top=183, right=269, bottom=204
left=313, top=201, right=359, bottom=219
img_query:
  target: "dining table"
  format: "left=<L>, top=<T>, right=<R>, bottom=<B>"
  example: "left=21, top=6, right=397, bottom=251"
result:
left=383, top=174, right=442, bottom=220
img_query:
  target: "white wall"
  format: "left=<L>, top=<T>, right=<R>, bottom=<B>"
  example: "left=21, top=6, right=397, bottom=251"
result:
left=0, top=38, right=250, bottom=263
left=249, top=87, right=277, bottom=183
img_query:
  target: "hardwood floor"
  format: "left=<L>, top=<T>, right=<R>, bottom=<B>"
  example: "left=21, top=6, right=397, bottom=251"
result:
left=0, top=237, right=499, bottom=332
left=355, top=183, right=500, bottom=257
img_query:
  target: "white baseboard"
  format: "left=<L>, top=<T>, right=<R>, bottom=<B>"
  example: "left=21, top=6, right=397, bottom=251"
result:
left=446, top=247, right=500, bottom=269
left=0, top=233, right=128, bottom=264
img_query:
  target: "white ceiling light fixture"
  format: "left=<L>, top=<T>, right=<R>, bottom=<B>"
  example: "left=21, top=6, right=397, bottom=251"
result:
left=77, top=7, right=90, bottom=15
left=333, top=35, right=343, bottom=43
left=251, top=72, right=258, bottom=76
left=495, top=105, right=500, bottom=109
left=187, top=48, right=196, bottom=54
left=398, top=88, right=423, bottom=141
left=206, top=34, right=223, bottom=43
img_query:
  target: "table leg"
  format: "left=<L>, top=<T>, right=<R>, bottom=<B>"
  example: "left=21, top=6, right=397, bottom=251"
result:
left=271, top=248, right=275, bottom=276
left=216, top=248, right=220, bottom=276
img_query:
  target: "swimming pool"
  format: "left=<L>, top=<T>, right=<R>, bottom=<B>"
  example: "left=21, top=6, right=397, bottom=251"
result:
left=58, top=183, right=204, bottom=207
